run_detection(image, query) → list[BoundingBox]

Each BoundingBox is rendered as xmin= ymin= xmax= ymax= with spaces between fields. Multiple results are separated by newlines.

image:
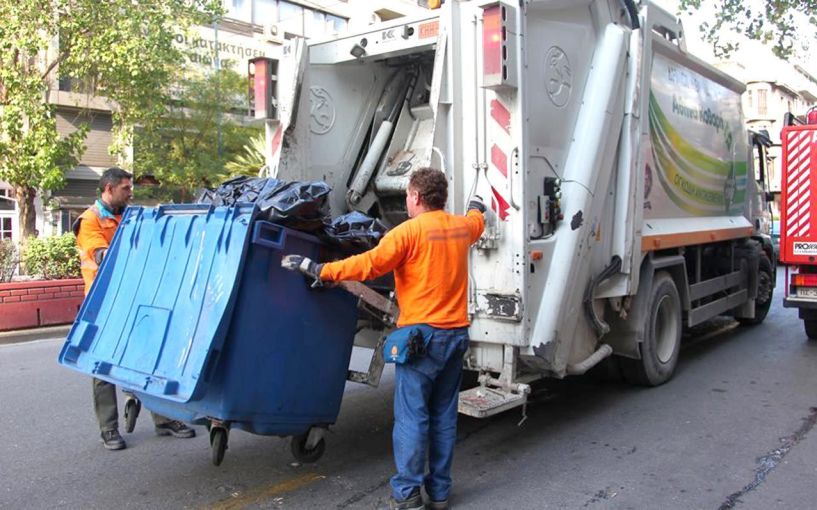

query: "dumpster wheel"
xmin=290 ymin=430 xmax=326 ymax=463
xmin=210 ymin=427 xmax=229 ymax=466
xmin=123 ymin=397 xmax=141 ymax=434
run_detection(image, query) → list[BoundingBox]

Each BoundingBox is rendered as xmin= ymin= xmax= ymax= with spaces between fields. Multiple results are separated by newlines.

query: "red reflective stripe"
xmin=490 ymin=99 xmax=511 ymax=135
xmin=490 ymin=185 xmax=510 ymax=220
xmin=491 ymin=144 xmax=508 ymax=178
xmin=271 ymin=125 xmax=283 ymax=155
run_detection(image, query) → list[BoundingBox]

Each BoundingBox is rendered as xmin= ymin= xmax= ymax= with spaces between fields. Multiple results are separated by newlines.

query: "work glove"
xmin=468 ymin=194 xmax=486 ymax=213
xmin=281 ymin=254 xmax=324 ymax=287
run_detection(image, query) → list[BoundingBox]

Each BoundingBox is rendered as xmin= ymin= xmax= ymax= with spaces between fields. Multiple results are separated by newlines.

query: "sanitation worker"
xmin=74 ymin=167 xmax=195 ymax=450
xmin=282 ymin=167 xmax=486 ymax=510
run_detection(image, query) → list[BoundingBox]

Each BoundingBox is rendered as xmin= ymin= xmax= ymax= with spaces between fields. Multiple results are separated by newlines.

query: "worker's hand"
xmin=468 ymin=195 xmax=486 ymax=213
xmin=281 ymin=254 xmax=324 ymax=286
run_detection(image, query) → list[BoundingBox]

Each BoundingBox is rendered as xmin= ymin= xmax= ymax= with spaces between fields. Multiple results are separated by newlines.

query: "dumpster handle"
xmin=155 ymin=204 xmax=214 ymax=216
xmin=252 ymin=222 xmax=286 ymax=250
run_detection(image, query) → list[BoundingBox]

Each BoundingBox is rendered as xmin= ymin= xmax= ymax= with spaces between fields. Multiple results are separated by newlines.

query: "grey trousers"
xmin=93 ymin=378 xmax=171 ymax=432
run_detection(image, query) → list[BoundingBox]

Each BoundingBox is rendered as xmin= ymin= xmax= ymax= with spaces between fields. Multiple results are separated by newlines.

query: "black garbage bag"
xmin=260 ymin=181 xmax=331 ymax=231
xmin=322 ymin=211 xmax=387 ymax=251
xmin=198 ymin=177 xmax=330 ymax=231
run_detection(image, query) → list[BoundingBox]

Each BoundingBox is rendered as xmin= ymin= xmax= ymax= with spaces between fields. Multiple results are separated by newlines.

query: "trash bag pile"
xmin=197 ymin=176 xmax=387 ymax=251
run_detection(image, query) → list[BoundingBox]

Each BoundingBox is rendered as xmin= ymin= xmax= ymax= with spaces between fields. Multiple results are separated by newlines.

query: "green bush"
xmin=21 ymin=233 xmax=81 ymax=280
xmin=0 ymin=239 xmax=17 ymax=283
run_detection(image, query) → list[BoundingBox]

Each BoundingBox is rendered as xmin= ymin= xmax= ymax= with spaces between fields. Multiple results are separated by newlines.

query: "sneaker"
xmin=389 ymin=492 xmax=425 ymax=510
xmin=427 ymin=500 xmax=449 ymax=510
xmin=155 ymin=420 xmax=196 ymax=438
xmin=100 ymin=429 xmax=126 ymax=450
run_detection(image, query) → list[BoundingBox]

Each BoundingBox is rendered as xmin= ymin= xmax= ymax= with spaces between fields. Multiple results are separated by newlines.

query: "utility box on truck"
xmin=263 ymin=0 xmax=775 ymax=418
xmin=779 ymin=113 xmax=817 ymax=339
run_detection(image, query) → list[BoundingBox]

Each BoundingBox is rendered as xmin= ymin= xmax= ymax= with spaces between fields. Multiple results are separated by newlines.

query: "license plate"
xmin=796 ymin=287 xmax=817 ymax=298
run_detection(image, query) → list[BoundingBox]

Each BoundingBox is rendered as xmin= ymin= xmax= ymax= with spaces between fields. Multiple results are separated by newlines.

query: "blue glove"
xmin=468 ymin=195 xmax=486 ymax=213
xmin=281 ymin=254 xmax=324 ymax=286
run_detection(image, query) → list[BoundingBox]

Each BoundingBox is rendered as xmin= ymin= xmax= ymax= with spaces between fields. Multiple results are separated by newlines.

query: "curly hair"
xmin=408 ymin=167 xmax=447 ymax=210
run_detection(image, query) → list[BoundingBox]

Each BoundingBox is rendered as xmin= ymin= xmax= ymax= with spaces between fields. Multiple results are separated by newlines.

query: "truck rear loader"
xmin=257 ymin=0 xmax=776 ymax=418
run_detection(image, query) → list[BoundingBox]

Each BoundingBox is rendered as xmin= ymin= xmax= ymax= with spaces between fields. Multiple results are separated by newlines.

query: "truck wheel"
xmin=737 ymin=254 xmax=773 ymax=326
xmin=621 ymin=272 xmax=682 ymax=386
xmin=804 ymin=320 xmax=817 ymax=340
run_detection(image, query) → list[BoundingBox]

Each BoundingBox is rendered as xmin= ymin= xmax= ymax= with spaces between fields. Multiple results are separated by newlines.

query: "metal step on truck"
xmin=252 ymin=0 xmax=776 ymax=420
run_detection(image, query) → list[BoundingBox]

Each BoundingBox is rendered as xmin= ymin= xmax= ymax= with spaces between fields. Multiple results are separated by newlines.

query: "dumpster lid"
xmin=59 ymin=204 xmax=256 ymax=402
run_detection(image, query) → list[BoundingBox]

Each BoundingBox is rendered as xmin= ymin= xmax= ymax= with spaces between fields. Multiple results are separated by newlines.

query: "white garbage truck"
xmin=252 ymin=0 xmax=775 ymax=418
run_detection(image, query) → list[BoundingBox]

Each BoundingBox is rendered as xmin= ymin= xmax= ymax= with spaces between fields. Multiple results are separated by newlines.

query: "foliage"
xmin=134 ymin=68 xmax=261 ymax=202
xmin=21 ymin=233 xmax=80 ymax=280
xmin=0 ymin=0 xmax=222 ymax=237
xmin=225 ymin=133 xmax=267 ymax=177
xmin=0 ymin=238 xmax=17 ymax=283
xmin=678 ymin=0 xmax=817 ymax=59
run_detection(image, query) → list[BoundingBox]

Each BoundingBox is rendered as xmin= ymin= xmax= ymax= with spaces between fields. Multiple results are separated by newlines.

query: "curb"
xmin=0 ymin=324 xmax=72 ymax=346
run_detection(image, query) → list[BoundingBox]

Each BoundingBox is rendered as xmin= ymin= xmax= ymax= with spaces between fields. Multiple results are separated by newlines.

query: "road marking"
xmin=208 ymin=472 xmax=325 ymax=510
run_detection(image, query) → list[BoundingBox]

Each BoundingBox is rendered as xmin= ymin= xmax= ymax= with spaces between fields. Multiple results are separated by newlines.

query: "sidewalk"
xmin=0 ymin=324 xmax=72 ymax=346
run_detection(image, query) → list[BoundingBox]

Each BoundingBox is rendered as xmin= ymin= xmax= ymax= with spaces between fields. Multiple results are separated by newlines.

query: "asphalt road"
xmin=1 ymin=268 xmax=816 ymax=509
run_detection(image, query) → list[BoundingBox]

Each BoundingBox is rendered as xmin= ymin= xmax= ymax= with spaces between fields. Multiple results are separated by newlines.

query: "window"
xmin=747 ymin=90 xmax=753 ymax=109
xmin=253 ymin=0 xmax=277 ymax=24
xmin=225 ymin=0 xmax=251 ymax=22
xmin=0 ymin=216 xmax=12 ymax=240
xmin=325 ymin=14 xmax=347 ymax=33
xmin=278 ymin=1 xmax=304 ymax=35
xmin=758 ymin=89 xmax=768 ymax=116
xmin=221 ymin=0 xmax=348 ymax=36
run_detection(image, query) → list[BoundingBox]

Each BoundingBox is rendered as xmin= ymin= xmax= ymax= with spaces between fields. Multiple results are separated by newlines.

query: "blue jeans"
xmin=390 ymin=326 xmax=469 ymax=502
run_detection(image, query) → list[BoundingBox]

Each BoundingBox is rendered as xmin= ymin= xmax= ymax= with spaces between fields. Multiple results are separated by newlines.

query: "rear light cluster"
xmin=792 ymin=273 xmax=817 ymax=287
xmin=482 ymin=3 xmax=518 ymax=90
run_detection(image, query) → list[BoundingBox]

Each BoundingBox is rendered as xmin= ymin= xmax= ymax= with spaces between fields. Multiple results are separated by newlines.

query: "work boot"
xmin=388 ymin=492 xmax=425 ymax=510
xmin=155 ymin=420 xmax=196 ymax=438
xmin=100 ymin=429 xmax=126 ymax=450
xmin=427 ymin=500 xmax=449 ymax=510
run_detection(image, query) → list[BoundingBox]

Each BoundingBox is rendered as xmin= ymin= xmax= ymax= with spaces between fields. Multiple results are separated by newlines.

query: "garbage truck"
xmin=59 ymin=0 xmax=776 ymax=465
xmin=779 ymin=108 xmax=817 ymax=339
xmin=254 ymin=0 xmax=775 ymax=418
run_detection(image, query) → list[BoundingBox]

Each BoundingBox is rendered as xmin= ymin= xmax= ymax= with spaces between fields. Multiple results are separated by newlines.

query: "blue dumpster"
xmin=59 ymin=204 xmax=358 ymax=464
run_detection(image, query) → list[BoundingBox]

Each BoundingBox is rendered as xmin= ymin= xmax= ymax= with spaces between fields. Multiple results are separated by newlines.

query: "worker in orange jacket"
xmin=283 ymin=167 xmax=485 ymax=510
xmin=74 ymin=167 xmax=195 ymax=450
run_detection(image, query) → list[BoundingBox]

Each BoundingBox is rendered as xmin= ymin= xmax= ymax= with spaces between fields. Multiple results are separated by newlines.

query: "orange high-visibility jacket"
xmin=320 ymin=209 xmax=485 ymax=328
xmin=74 ymin=203 xmax=121 ymax=295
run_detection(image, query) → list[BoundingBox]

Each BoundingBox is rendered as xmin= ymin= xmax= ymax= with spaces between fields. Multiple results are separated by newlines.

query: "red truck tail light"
xmin=249 ymin=57 xmax=278 ymax=120
xmin=483 ymin=5 xmax=502 ymax=79
xmin=482 ymin=3 xmax=518 ymax=90
xmin=792 ymin=273 xmax=817 ymax=287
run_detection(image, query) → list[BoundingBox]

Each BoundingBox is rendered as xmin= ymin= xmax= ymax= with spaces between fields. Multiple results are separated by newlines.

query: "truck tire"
xmin=804 ymin=320 xmax=817 ymax=340
xmin=737 ymin=253 xmax=773 ymax=326
xmin=621 ymin=272 xmax=681 ymax=386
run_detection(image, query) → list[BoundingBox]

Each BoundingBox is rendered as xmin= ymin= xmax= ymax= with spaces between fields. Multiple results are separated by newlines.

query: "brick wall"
xmin=0 ymin=279 xmax=84 ymax=331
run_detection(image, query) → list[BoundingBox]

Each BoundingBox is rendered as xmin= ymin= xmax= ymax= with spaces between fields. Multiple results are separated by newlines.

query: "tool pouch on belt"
xmin=383 ymin=324 xmax=434 ymax=364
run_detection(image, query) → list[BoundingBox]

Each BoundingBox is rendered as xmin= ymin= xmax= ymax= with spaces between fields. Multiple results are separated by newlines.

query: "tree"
xmin=225 ymin=133 xmax=267 ymax=177
xmin=134 ymin=68 xmax=261 ymax=203
xmin=0 ymin=0 xmax=221 ymax=238
xmin=678 ymin=0 xmax=817 ymax=59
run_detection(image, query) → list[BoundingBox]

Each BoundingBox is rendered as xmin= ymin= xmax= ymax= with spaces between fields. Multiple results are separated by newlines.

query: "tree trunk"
xmin=14 ymin=185 xmax=38 ymax=239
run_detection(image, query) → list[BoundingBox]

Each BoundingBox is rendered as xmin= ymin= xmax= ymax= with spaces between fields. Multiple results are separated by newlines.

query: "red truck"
xmin=780 ymin=108 xmax=817 ymax=339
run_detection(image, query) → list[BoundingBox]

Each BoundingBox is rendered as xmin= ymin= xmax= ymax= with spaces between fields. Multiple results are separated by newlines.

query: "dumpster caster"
xmin=290 ymin=428 xmax=326 ymax=463
xmin=123 ymin=396 xmax=141 ymax=434
xmin=210 ymin=426 xmax=229 ymax=466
